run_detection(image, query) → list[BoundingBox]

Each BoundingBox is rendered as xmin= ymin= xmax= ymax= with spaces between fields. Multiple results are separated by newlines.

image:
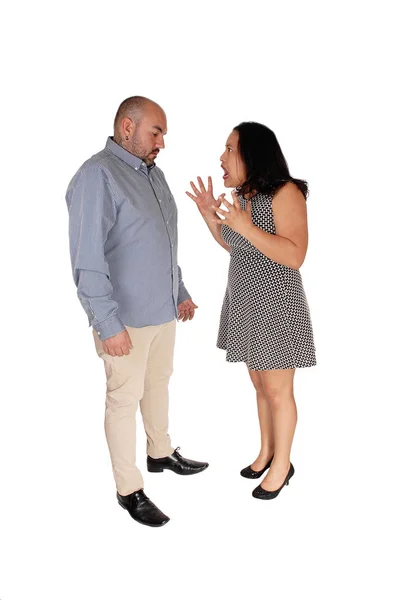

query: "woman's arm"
xmin=186 ymin=176 xmax=231 ymax=253
xmin=201 ymin=211 xmax=231 ymax=253
xmin=214 ymin=182 xmax=308 ymax=269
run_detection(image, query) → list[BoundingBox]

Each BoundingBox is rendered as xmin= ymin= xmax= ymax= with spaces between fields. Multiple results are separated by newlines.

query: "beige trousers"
xmin=93 ymin=319 xmax=176 ymax=495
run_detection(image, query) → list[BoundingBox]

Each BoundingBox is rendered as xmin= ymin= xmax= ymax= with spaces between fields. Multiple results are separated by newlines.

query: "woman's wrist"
xmin=238 ymin=221 xmax=256 ymax=238
xmin=199 ymin=207 xmax=213 ymax=222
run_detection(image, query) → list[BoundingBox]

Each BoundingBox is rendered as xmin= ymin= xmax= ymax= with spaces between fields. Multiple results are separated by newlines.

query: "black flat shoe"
xmin=240 ymin=456 xmax=274 ymax=479
xmin=252 ymin=463 xmax=295 ymax=500
xmin=147 ymin=446 xmax=209 ymax=475
xmin=117 ymin=489 xmax=170 ymax=527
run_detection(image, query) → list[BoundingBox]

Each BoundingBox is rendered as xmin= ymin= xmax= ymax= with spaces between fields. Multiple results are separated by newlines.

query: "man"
xmin=66 ymin=96 xmax=208 ymax=528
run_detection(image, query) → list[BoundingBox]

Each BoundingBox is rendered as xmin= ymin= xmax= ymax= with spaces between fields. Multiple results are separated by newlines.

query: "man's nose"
xmin=157 ymin=136 xmax=165 ymax=149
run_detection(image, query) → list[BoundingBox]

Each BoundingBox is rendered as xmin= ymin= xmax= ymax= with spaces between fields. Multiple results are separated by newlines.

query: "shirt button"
xmin=159 ymin=199 xmax=161 ymax=203
xmin=97 ymin=332 xmax=101 ymax=336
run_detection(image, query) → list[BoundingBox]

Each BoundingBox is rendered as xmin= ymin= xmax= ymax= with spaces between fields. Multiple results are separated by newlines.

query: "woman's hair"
xmin=233 ymin=122 xmax=309 ymax=198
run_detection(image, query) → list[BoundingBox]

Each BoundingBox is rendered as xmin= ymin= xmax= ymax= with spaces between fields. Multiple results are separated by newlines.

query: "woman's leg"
xmin=248 ymin=368 xmax=275 ymax=470
xmin=259 ymin=368 xmax=296 ymax=490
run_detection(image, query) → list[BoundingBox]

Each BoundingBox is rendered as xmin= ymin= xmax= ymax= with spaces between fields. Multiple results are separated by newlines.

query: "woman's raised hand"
xmin=186 ymin=176 xmax=224 ymax=217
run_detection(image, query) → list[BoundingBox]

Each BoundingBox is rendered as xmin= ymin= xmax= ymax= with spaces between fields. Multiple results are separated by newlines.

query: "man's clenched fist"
xmin=102 ymin=329 xmax=133 ymax=357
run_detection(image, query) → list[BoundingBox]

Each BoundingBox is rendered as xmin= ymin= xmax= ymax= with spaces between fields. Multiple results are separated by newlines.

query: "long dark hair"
xmin=234 ymin=122 xmax=308 ymax=199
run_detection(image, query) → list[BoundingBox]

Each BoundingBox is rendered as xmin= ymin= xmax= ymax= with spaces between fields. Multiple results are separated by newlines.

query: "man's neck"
xmin=113 ymin=134 xmax=130 ymax=152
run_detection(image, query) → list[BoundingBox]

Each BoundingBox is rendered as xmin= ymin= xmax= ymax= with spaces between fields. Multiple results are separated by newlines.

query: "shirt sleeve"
xmin=177 ymin=265 xmax=191 ymax=304
xmin=66 ymin=164 xmax=126 ymax=341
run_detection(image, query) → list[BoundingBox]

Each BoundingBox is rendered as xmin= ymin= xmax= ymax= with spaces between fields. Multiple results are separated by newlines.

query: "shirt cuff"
xmin=177 ymin=284 xmax=191 ymax=305
xmin=93 ymin=314 xmax=126 ymax=341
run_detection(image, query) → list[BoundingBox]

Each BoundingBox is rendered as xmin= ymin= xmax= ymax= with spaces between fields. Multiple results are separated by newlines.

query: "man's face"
xmin=129 ymin=105 xmax=167 ymax=166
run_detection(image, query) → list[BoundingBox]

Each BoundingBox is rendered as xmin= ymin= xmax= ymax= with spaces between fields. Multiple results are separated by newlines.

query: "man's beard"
xmin=129 ymin=139 xmax=157 ymax=166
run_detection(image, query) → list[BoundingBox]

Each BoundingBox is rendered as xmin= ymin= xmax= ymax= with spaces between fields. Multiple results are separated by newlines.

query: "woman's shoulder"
xmin=273 ymin=180 xmax=307 ymax=201
xmin=248 ymin=181 xmax=297 ymax=202
xmin=274 ymin=179 xmax=300 ymax=193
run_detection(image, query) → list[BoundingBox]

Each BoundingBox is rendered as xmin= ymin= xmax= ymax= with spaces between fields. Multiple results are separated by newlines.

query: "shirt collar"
xmin=105 ymin=137 xmax=156 ymax=172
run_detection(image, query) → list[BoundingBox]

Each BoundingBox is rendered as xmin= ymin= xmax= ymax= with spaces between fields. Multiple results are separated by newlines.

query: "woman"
xmin=186 ymin=122 xmax=316 ymax=500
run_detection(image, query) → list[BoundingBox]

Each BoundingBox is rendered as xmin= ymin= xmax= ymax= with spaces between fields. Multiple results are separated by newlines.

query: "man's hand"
xmin=178 ymin=299 xmax=199 ymax=322
xmin=102 ymin=329 xmax=133 ymax=357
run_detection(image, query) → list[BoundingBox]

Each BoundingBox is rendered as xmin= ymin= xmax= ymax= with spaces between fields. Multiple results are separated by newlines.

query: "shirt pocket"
xmin=166 ymin=192 xmax=178 ymax=225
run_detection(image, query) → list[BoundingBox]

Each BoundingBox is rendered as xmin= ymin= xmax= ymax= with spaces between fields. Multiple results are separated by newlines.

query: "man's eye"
xmin=153 ymin=133 xmax=159 ymax=137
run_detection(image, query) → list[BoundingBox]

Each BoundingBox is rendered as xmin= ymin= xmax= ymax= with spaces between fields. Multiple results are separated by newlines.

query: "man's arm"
xmin=177 ymin=265 xmax=191 ymax=304
xmin=66 ymin=165 xmax=126 ymax=341
xmin=176 ymin=266 xmax=199 ymax=321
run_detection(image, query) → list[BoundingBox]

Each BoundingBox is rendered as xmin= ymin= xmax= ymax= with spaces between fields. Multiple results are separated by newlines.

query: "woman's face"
xmin=220 ymin=130 xmax=246 ymax=189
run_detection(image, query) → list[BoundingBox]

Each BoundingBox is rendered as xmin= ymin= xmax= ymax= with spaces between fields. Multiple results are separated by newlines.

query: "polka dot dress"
xmin=216 ymin=190 xmax=317 ymax=371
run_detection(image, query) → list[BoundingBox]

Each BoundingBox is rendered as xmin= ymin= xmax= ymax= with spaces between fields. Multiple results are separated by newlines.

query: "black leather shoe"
xmin=240 ymin=456 xmax=274 ymax=479
xmin=252 ymin=463 xmax=295 ymax=500
xmin=147 ymin=446 xmax=209 ymax=475
xmin=117 ymin=489 xmax=170 ymax=527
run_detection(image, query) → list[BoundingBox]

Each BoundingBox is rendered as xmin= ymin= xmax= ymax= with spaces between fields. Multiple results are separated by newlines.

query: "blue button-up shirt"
xmin=65 ymin=137 xmax=190 ymax=341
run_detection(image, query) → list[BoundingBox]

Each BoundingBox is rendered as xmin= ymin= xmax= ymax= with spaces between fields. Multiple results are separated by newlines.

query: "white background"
xmin=1 ymin=1 xmax=408 ymax=599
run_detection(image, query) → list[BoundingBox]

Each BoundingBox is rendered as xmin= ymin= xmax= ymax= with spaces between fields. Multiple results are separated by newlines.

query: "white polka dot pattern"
xmin=216 ymin=191 xmax=316 ymax=371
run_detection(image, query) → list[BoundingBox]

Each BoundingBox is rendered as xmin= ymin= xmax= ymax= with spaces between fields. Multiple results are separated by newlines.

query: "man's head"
xmin=113 ymin=96 xmax=167 ymax=166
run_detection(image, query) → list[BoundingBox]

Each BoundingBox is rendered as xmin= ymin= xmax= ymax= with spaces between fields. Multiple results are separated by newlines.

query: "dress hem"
xmin=216 ymin=345 xmax=316 ymax=371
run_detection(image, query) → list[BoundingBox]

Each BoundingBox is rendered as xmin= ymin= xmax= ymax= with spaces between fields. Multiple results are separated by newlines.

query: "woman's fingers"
xmin=231 ymin=191 xmax=240 ymax=208
xmin=216 ymin=193 xmax=225 ymax=207
xmin=208 ymin=176 xmax=213 ymax=195
xmin=197 ymin=176 xmax=206 ymax=193
xmin=185 ymin=191 xmax=198 ymax=203
xmin=190 ymin=181 xmax=200 ymax=195
xmin=220 ymin=200 xmax=231 ymax=213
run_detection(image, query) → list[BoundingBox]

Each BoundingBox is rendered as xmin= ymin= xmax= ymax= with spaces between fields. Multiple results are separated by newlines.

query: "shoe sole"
xmin=147 ymin=464 xmax=209 ymax=475
xmin=240 ymin=469 xmax=268 ymax=479
xmin=252 ymin=468 xmax=295 ymax=500
xmin=118 ymin=501 xmax=170 ymax=527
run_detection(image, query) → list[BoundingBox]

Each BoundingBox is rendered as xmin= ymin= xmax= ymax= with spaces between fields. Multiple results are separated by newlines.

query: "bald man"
xmin=66 ymin=96 xmax=208 ymax=527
